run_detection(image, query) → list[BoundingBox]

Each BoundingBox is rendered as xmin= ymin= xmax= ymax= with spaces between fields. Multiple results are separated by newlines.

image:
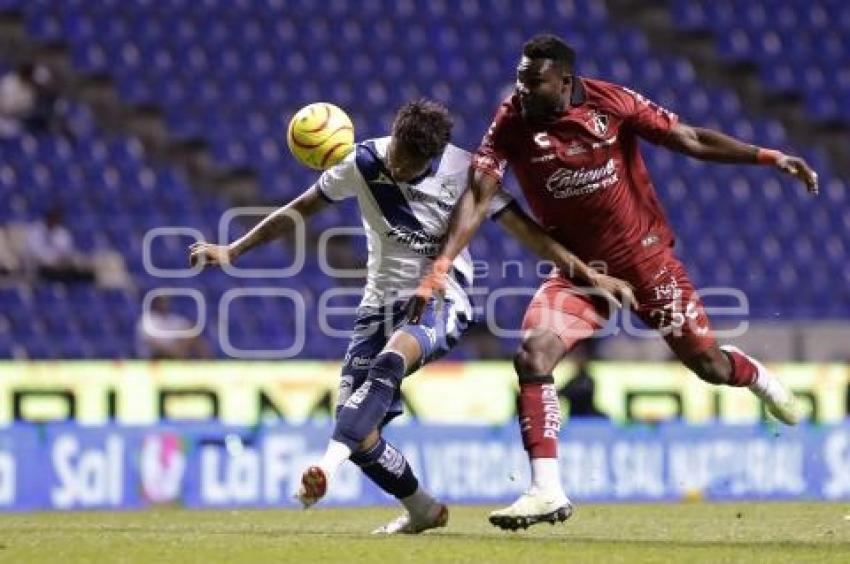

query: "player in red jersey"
xmin=409 ymin=34 xmax=818 ymax=531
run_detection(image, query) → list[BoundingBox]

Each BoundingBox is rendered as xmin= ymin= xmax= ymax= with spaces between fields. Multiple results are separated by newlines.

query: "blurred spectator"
xmin=137 ymin=295 xmax=211 ymax=359
xmin=559 ymin=340 xmax=608 ymax=419
xmin=0 ymin=227 xmax=20 ymax=276
xmin=0 ymin=62 xmax=65 ymax=138
xmin=22 ymin=207 xmax=96 ymax=283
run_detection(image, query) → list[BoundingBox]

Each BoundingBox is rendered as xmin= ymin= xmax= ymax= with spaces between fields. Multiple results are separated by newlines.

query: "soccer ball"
xmin=286 ymin=102 xmax=355 ymax=170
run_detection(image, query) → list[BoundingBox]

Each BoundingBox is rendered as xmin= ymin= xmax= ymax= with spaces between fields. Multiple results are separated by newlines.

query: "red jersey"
xmin=472 ymin=78 xmax=679 ymax=274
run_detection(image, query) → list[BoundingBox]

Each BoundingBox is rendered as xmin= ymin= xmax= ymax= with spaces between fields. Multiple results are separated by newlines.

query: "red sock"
xmin=517 ymin=378 xmax=561 ymax=458
xmin=724 ymin=350 xmax=758 ymax=387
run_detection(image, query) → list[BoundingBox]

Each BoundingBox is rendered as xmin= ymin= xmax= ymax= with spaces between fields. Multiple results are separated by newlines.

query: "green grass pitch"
xmin=0 ymin=503 xmax=848 ymax=563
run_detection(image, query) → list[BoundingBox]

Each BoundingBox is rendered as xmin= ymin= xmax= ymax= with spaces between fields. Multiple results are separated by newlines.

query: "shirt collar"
xmin=406 ymin=150 xmax=443 ymax=185
xmin=407 ymin=165 xmax=434 ymax=185
xmin=375 ymin=148 xmax=437 ymax=187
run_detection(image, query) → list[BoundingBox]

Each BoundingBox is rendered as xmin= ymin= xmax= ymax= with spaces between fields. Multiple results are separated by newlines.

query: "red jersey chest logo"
xmin=544 ymin=157 xmax=619 ymax=199
xmin=525 ymin=111 xmax=622 ymax=199
xmin=587 ymin=110 xmax=609 ymax=136
xmin=529 ymin=110 xmax=618 ymax=163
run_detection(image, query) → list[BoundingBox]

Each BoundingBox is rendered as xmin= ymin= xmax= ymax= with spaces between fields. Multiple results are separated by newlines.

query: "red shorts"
xmin=521 ymin=250 xmax=716 ymax=360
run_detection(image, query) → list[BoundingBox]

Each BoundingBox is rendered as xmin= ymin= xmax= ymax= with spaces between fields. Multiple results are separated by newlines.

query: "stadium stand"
xmin=670 ymin=0 xmax=850 ymax=125
xmin=0 ymin=0 xmax=847 ymax=360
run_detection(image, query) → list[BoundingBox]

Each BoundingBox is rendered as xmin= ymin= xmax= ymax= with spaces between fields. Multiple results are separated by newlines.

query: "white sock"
xmin=530 ymin=458 xmax=564 ymax=495
xmin=401 ymin=486 xmax=437 ymax=519
xmin=319 ymin=439 xmax=352 ymax=481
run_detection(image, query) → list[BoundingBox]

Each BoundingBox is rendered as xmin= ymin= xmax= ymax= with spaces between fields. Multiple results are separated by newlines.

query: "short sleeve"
xmin=471 ymin=100 xmax=515 ymax=181
xmin=316 ymin=152 xmax=360 ymax=202
xmin=487 ymin=188 xmax=514 ymax=219
xmin=614 ymin=86 xmax=679 ymax=144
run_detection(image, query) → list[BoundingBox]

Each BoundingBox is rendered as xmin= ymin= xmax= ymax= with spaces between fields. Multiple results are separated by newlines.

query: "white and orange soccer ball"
xmin=286 ymin=102 xmax=354 ymax=170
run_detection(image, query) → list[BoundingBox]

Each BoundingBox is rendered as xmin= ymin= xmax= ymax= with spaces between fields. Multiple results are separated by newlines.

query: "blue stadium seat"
xmin=1 ymin=0 xmax=846 ymax=357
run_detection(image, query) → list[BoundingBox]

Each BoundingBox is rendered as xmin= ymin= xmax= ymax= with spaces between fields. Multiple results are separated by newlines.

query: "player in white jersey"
xmin=316 ymin=135 xmax=489 ymax=322
xmin=190 ymin=100 xmax=634 ymax=534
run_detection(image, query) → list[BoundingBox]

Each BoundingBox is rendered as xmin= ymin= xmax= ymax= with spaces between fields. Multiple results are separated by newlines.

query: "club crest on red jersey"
xmin=587 ymin=110 xmax=609 ymax=135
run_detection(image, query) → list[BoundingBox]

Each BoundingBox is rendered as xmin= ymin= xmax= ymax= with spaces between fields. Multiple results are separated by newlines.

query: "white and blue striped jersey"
xmin=316 ymin=136 xmax=512 ymax=311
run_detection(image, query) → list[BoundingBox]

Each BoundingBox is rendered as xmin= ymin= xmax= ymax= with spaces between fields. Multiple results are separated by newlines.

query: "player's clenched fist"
xmin=189 ymin=242 xmax=233 ymax=268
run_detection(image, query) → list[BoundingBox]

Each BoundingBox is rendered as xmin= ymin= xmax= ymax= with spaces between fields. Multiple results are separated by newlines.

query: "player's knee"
xmin=367 ymin=351 xmax=405 ymax=386
xmin=686 ymin=349 xmax=731 ymax=385
xmin=514 ymin=332 xmax=569 ymax=378
xmin=514 ymin=343 xmax=555 ymax=379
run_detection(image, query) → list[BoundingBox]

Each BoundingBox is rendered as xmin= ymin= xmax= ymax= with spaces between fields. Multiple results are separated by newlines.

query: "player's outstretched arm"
xmin=442 ymin=168 xmax=502 ymax=262
xmin=188 ymin=185 xmax=329 ymax=268
xmin=664 ymin=122 xmax=819 ymax=194
xmin=496 ymin=205 xmax=637 ymax=309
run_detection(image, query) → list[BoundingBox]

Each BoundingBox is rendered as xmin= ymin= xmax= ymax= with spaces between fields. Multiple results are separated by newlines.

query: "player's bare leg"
xmin=490 ymin=329 xmax=574 ymax=531
xmin=683 ymin=344 xmax=800 ymax=424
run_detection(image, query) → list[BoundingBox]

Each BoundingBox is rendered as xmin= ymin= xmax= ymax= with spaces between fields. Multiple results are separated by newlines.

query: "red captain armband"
xmin=756 ymin=148 xmax=783 ymax=165
xmin=415 ymin=256 xmax=452 ymax=299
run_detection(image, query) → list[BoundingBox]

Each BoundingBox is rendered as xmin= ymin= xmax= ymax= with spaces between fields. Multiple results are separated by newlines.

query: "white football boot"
xmin=372 ymin=503 xmax=449 ymax=535
xmin=294 ymin=465 xmax=327 ymax=509
xmin=489 ymin=489 xmax=573 ymax=531
xmin=722 ymin=345 xmax=801 ymax=425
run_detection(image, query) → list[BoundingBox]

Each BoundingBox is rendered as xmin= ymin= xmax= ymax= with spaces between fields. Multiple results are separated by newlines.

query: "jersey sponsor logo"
xmin=542 ymin=140 xmax=611 ymax=163
xmin=587 ymin=110 xmax=609 ymax=135
xmin=423 ymin=326 xmax=438 ymax=347
xmin=531 ymin=153 xmax=557 ymax=163
xmin=405 ymin=187 xmax=453 ymax=212
xmin=565 ymin=141 xmax=587 ymax=156
xmin=533 ymin=132 xmax=551 ymax=148
xmin=385 ymin=226 xmax=442 ymax=256
xmin=591 ymin=135 xmax=618 ymax=149
xmin=439 ymin=179 xmax=459 ymax=200
xmin=344 ymin=380 xmax=371 ymax=409
xmin=545 ymin=158 xmax=618 ymax=198
xmin=641 ymin=234 xmax=660 ymax=248
xmin=404 ymin=180 xmax=458 ymax=213
xmin=343 ymin=354 xmax=372 ymax=370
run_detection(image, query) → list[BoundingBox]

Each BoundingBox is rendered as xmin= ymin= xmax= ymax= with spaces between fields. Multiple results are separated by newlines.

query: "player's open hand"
xmin=588 ymin=272 xmax=638 ymax=310
xmin=776 ymin=154 xmax=818 ymax=195
xmin=189 ymin=242 xmax=232 ymax=269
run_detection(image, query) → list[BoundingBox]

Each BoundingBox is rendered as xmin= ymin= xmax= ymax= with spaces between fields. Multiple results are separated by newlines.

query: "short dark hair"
xmin=522 ymin=34 xmax=576 ymax=69
xmin=391 ymin=99 xmax=453 ymax=159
